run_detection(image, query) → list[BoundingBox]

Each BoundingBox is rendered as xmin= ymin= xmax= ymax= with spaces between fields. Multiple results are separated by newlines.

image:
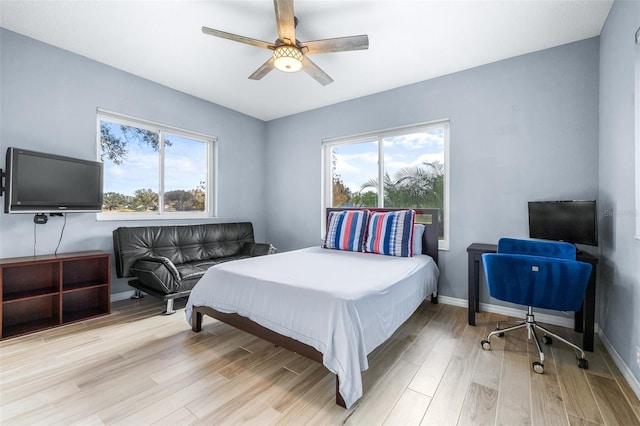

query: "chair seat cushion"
xmin=177 ymin=255 xmax=251 ymax=286
xmin=132 ymin=254 xmax=253 ymax=295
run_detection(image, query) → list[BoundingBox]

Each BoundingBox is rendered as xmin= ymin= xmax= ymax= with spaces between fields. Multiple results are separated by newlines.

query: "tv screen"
xmin=4 ymin=147 xmax=103 ymax=214
xmin=528 ymin=200 xmax=598 ymax=246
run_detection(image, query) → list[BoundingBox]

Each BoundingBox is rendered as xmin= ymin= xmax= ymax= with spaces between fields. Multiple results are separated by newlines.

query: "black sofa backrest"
xmin=113 ymin=222 xmax=256 ymax=278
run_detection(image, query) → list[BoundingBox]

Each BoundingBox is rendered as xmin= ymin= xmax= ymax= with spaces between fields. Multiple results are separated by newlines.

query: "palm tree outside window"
xmin=322 ymin=120 xmax=449 ymax=249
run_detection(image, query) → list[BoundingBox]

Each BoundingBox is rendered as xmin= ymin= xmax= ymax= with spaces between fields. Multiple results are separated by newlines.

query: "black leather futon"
xmin=113 ymin=222 xmax=273 ymax=314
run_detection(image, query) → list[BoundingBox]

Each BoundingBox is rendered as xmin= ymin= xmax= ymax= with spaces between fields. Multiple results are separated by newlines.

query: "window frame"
xmin=96 ymin=109 xmax=217 ymax=221
xmin=321 ymin=119 xmax=450 ymax=250
xmin=635 ymin=27 xmax=640 ymax=240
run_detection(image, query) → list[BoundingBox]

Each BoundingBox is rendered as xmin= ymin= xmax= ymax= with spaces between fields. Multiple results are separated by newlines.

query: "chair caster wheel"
xmin=481 ymin=340 xmax=491 ymax=350
xmin=497 ymin=332 xmax=505 ymax=338
xmin=542 ymin=335 xmax=552 ymax=345
xmin=532 ymin=361 xmax=544 ymax=374
xmin=578 ymin=358 xmax=589 ymax=369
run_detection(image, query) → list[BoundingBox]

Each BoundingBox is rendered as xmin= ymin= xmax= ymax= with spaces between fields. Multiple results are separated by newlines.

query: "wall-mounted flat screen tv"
xmin=528 ymin=200 xmax=598 ymax=246
xmin=4 ymin=147 xmax=103 ymax=214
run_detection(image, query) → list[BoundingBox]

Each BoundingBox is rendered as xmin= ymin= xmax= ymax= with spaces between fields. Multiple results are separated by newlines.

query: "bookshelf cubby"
xmin=1 ymin=251 xmax=110 ymax=339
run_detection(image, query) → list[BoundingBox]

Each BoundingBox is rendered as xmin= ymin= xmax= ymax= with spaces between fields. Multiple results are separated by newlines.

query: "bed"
xmin=186 ymin=208 xmax=440 ymax=409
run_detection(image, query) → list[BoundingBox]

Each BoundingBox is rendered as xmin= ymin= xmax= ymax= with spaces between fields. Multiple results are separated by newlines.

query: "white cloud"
xmin=386 ymin=152 xmax=444 ymax=171
xmin=334 ymin=151 xmax=378 ymax=174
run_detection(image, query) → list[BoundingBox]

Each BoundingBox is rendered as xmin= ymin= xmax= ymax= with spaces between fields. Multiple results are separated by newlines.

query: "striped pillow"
xmin=365 ymin=210 xmax=416 ymax=257
xmin=323 ymin=210 xmax=369 ymax=252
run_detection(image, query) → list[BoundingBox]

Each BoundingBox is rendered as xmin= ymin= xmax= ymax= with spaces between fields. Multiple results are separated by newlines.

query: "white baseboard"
xmin=110 ymin=290 xmax=137 ymax=302
xmin=437 ymin=295 xmax=576 ymax=328
xmin=437 ymin=295 xmax=640 ymax=401
xmin=597 ymin=330 xmax=640 ymax=401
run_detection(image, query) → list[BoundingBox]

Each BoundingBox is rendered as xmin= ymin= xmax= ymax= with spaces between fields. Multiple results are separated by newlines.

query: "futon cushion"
xmin=365 ymin=209 xmax=415 ymax=257
xmin=131 ymin=254 xmax=254 ymax=294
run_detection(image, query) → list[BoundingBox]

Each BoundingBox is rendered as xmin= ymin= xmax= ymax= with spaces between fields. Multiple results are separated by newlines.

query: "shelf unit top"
xmin=0 ymin=251 xmax=109 ymax=267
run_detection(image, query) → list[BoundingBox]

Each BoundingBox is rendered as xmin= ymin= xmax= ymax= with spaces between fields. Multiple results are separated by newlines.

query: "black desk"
xmin=467 ymin=242 xmax=598 ymax=352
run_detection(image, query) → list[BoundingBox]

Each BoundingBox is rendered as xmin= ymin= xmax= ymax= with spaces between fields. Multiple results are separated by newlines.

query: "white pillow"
xmin=413 ymin=224 xmax=425 ymax=256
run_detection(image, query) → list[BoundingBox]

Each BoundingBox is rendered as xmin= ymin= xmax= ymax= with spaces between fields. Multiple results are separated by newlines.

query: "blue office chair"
xmin=480 ymin=238 xmax=592 ymax=373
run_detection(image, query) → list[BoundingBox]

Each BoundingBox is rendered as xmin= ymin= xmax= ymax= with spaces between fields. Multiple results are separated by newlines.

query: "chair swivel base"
xmin=480 ymin=307 xmax=589 ymax=374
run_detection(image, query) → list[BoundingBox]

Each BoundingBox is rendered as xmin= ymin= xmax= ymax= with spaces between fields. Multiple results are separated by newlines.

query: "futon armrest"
xmin=130 ymin=256 xmax=182 ymax=294
xmin=241 ymin=242 xmax=276 ymax=257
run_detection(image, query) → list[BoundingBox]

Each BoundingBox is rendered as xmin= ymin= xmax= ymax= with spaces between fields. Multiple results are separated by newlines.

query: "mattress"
xmin=185 ymin=246 xmax=439 ymax=408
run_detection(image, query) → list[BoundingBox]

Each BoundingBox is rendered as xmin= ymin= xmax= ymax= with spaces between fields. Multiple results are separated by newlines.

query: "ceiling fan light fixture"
xmin=273 ymin=45 xmax=303 ymax=73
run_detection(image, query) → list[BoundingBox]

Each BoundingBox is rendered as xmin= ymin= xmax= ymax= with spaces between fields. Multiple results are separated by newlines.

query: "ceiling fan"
xmin=202 ymin=0 xmax=369 ymax=86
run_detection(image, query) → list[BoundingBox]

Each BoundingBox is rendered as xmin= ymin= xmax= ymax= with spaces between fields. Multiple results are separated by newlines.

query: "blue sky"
xmin=333 ymin=129 xmax=444 ymax=192
xmin=103 ymin=123 xmax=444 ymax=197
xmin=102 ymin=122 xmax=206 ymax=196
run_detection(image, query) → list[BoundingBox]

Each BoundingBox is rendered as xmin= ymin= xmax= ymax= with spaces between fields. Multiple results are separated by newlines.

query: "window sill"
xmin=96 ymin=212 xmax=213 ymax=221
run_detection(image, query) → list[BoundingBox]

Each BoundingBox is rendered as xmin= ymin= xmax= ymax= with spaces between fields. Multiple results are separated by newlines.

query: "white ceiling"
xmin=1 ymin=0 xmax=613 ymax=121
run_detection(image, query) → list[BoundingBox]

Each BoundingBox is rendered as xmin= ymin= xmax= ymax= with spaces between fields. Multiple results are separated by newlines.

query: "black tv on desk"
xmin=528 ymin=200 xmax=598 ymax=246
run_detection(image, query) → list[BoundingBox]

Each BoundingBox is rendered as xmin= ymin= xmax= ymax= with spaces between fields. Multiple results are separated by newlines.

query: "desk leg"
xmin=575 ymin=306 xmax=584 ymax=333
xmin=474 ymin=259 xmax=481 ymax=314
xmin=468 ymin=254 xmax=477 ymax=326
xmin=582 ymin=267 xmax=596 ymax=352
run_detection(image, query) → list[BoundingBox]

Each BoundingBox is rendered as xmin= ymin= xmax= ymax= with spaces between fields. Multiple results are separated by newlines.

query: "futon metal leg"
xmin=130 ymin=289 xmax=143 ymax=299
xmin=163 ymin=298 xmax=176 ymax=315
xmin=431 ymin=292 xmax=439 ymax=304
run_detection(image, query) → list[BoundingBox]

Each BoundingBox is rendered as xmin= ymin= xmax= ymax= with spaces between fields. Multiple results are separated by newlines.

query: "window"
xmin=96 ymin=110 xmax=216 ymax=220
xmin=322 ymin=120 xmax=450 ymax=249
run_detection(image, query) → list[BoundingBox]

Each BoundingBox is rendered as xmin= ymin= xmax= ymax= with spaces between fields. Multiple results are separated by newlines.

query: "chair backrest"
xmin=498 ymin=237 xmax=576 ymax=260
xmin=483 ymin=239 xmax=592 ymax=311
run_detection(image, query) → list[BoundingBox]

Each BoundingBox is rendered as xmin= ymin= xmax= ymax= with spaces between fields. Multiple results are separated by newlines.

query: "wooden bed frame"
xmin=191 ymin=208 xmax=440 ymax=408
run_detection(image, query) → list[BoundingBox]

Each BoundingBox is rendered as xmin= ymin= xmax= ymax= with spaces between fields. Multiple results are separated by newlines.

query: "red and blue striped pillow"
xmin=365 ymin=210 xmax=416 ymax=257
xmin=324 ymin=210 xmax=369 ymax=252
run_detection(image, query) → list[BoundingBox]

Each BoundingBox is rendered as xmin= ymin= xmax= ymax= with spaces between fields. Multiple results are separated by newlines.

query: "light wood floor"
xmin=1 ymin=297 xmax=639 ymax=425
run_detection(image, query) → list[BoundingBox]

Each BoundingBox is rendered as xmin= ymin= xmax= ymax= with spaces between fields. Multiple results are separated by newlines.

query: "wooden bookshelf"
xmin=0 ymin=251 xmax=110 ymax=339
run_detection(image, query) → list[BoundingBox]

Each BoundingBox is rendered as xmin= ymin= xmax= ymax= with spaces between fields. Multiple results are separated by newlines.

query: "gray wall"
xmin=264 ymin=38 xmax=600 ymax=303
xmin=0 ymin=29 xmax=267 ymax=294
xmin=598 ymin=0 xmax=640 ymax=388
xmin=3 ymin=8 xmax=638 ymax=392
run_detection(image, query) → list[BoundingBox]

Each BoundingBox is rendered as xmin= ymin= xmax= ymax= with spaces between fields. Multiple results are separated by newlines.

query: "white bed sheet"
xmin=185 ymin=246 xmax=439 ymax=408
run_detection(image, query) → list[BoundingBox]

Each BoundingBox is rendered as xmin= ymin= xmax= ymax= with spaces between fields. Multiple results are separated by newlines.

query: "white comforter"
xmin=185 ymin=246 xmax=439 ymax=408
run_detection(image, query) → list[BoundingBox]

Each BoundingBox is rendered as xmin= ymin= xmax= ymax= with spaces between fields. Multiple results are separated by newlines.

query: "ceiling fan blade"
xmin=303 ymin=35 xmax=369 ymax=55
xmin=274 ymin=0 xmax=296 ymax=44
xmin=301 ymin=56 xmax=334 ymax=86
xmin=249 ymin=57 xmax=276 ymax=80
xmin=202 ymin=26 xmax=273 ymax=50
